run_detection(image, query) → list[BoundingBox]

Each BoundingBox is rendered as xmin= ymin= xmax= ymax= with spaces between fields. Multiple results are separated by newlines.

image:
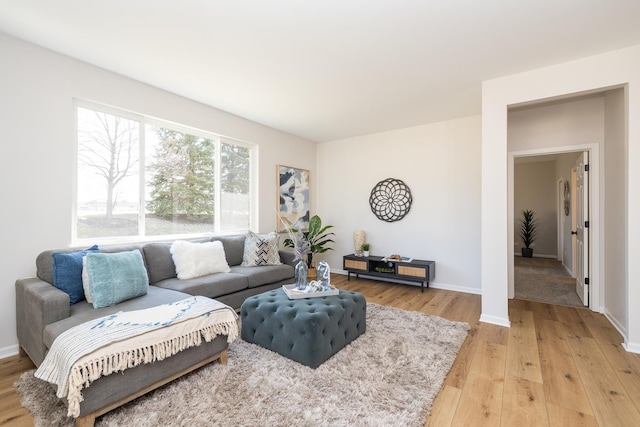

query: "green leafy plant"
xmin=283 ymin=215 xmax=335 ymax=267
xmin=361 ymin=243 xmax=370 ymax=251
xmin=519 ymin=209 xmax=538 ymax=249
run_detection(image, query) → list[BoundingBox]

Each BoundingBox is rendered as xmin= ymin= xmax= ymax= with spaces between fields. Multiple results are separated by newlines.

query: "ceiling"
xmin=1 ymin=1 xmax=639 ymax=142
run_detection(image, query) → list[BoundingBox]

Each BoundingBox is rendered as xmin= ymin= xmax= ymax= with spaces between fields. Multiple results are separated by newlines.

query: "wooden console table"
xmin=343 ymin=254 xmax=435 ymax=292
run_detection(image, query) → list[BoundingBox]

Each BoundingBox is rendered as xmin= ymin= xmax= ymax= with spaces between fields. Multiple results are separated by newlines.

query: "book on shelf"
xmin=381 ymin=256 xmax=413 ymax=263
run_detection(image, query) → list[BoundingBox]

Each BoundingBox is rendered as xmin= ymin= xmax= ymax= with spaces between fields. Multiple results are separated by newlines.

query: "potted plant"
xmin=283 ymin=214 xmax=335 ymax=273
xmin=361 ymin=243 xmax=370 ymax=257
xmin=519 ymin=209 xmax=538 ymax=258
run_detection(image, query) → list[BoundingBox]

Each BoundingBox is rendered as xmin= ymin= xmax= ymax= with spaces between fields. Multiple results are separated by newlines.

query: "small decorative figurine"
xmin=317 ymin=260 xmax=330 ymax=291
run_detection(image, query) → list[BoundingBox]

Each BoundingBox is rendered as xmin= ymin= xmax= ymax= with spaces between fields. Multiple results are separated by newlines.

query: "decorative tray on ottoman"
xmin=282 ymin=284 xmax=339 ymax=300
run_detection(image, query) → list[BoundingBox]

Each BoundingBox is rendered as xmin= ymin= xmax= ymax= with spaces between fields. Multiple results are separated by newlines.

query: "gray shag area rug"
xmin=515 ymin=256 xmax=584 ymax=307
xmin=15 ymin=303 xmax=469 ymax=427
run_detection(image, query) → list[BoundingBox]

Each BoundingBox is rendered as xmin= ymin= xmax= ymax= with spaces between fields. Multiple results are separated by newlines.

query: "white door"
xmin=575 ymin=152 xmax=589 ymax=306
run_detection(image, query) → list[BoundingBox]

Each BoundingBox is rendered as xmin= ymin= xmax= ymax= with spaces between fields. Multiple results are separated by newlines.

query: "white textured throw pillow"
xmin=81 ymin=256 xmax=93 ymax=304
xmin=171 ymin=240 xmax=231 ymax=279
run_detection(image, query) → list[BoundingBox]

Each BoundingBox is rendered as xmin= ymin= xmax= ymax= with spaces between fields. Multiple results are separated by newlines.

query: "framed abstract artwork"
xmin=277 ymin=165 xmax=310 ymax=232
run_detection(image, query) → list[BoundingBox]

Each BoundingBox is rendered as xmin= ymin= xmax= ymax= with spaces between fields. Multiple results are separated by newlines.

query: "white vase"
xmin=363 ymin=251 xmax=370 ymax=257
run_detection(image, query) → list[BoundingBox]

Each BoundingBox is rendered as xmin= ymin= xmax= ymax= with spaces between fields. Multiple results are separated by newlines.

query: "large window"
xmin=75 ymin=102 xmax=253 ymax=242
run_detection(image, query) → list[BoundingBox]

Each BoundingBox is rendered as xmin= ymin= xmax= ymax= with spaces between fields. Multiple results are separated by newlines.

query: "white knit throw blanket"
xmin=34 ymin=296 xmax=238 ymax=418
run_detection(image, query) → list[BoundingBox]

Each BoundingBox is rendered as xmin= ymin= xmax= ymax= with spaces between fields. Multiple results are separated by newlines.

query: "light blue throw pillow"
xmin=85 ymin=250 xmax=149 ymax=309
xmin=52 ymin=245 xmax=99 ymax=305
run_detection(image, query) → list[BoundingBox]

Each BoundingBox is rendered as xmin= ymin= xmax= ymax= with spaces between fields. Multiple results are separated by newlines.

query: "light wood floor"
xmin=2 ymin=275 xmax=640 ymax=426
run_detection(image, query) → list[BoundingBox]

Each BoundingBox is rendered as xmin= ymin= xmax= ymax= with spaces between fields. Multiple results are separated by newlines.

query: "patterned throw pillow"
xmin=241 ymin=231 xmax=282 ymax=266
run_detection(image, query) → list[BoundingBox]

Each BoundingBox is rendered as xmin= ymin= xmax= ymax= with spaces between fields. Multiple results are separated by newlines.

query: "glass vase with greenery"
xmin=283 ymin=214 xmax=335 ymax=268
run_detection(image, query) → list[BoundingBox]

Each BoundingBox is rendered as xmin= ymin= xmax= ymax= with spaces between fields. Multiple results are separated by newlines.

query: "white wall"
xmin=508 ymin=96 xmax=605 ymax=152
xmin=482 ymin=44 xmax=640 ymax=352
xmin=0 ymin=33 xmax=316 ymax=357
xmin=508 ymin=96 xmax=606 ymax=267
xmin=514 ymin=161 xmax=557 ymax=257
xmin=604 ymin=88 xmax=627 ymax=331
xmin=317 ymin=115 xmax=482 ymax=294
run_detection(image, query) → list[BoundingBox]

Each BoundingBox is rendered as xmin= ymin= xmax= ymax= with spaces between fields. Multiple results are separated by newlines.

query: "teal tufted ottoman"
xmin=240 ymin=288 xmax=366 ymax=368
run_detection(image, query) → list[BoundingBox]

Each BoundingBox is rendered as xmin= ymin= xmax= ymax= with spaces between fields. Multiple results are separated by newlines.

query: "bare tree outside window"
xmin=77 ymin=108 xmax=140 ymax=237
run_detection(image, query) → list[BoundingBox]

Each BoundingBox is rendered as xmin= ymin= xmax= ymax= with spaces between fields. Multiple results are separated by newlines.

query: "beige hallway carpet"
xmin=514 ymin=256 xmax=584 ymax=307
xmin=15 ymin=302 xmax=469 ymax=427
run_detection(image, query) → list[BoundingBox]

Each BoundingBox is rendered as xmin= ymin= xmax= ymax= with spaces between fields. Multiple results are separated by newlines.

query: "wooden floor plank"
xmin=506 ymin=309 xmax=543 ymax=383
xmin=564 ymin=334 xmax=640 ymax=426
xmin=443 ymin=327 xmax=479 ymax=389
xmin=451 ymin=371 xmax=504 ymax=426
xmin=440 ymin=293 xmax=482 ymax=325
xmin=578 ymin=308 xmax=640 ymax=414
xmin=536 ymin=318 xmax=593 ymax=416
xmin=477 ymin=321 xmax=509 ymax=347
xmin=553 ymin=305 xmax=593 ymax=339
xmin=528 ymin=300 xmax=559 ymax=322
xmin=0 ymin=355 xmax=35 ymax=427
xmin=501 ymin=374 xmax=549 ymax=427
xmin=546 ymin=403 xmax=598 ymax=427
xmin=424 ymin=384 xmax=461 ymax=427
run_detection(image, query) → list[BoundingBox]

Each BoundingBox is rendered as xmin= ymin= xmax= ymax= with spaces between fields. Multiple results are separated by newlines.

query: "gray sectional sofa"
xmin=15 ymin=233 xmax=295 ymax=425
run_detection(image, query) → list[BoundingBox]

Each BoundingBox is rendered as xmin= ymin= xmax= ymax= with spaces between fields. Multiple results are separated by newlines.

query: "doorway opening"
xmin=508 ymin=144 xmax=600 ymax=311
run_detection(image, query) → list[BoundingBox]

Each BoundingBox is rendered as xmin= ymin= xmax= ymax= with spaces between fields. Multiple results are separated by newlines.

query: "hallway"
xmin=514 ymin=256 xmax=584 ymax=307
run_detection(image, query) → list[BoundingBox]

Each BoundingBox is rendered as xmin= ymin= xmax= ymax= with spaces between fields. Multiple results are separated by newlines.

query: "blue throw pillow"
xmin=85 ymin=250 xmax=149 ymax=309
xmin=51 ymin=245 xmax=99 ymax=304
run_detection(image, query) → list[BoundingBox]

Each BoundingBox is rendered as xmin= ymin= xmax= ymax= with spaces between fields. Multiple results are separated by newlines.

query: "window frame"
xmin=72 ymin=99 xmax=256 ymax=245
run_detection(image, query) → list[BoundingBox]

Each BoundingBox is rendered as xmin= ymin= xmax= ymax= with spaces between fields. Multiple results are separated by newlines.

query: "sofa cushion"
xmin=51 ymin=245 xmax=99 ymax=305
xmin=143 ymin=242 xmax=176 ymax=285
xmin=241 ymin=231 xmax=282 ymax=266
xmin=215 ymin=234 xmax=245 ymax=266
xmin=44 ymin=286 xmax=191 ymax=350
xmin=171 ymin=240 xmax=231 ymax=279
xmin=85 ymin=250 xmax=149 ymax=309
xmin=230 ymin=264 xmax=295 ymax=288
xmin=154 ymin=273 xmax=248 ymax=299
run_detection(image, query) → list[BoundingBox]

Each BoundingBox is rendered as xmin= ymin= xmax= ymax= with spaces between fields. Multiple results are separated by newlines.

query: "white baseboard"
xmin=333 ymin=270 xmax=481 ymax=295
xmin=602 ymin=309 xmax=640 ymax=354
xmin=479 ymin=313 xmax=511 ymax=328
xmin=604 ymin=308 xmax=627 ymax=336
xmin=563 ymin=263 xmax=574 ymax=277
xmin=429 ymin=282 xmax=482 ymax=295
xmin=0 ymin=344 xmax=19 ymax=360
xmin=515 ymin=253 xmax=557 ymax=259
xmin=622 ymin=341 xmax=640 ymax=354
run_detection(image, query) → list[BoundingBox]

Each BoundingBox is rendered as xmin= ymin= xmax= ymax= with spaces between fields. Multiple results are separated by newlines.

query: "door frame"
xmin=508 ymin=143 xmax=601 ymax=312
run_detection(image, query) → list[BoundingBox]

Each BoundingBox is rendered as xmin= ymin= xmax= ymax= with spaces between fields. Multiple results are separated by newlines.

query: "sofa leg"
xmin=219 ymin=349 xmax=228 ymax=365
xmin=75 ymin=414 xmax=96 ymax=427
xmin=18 ymin=345 xmax=27 ymax=358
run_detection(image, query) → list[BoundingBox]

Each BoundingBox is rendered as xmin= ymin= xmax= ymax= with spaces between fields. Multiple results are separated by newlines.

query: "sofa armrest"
xmin=279 ymin=250 xmax=297 ymax=267
xmin=15 ymin=277 xmax=70 ymax=366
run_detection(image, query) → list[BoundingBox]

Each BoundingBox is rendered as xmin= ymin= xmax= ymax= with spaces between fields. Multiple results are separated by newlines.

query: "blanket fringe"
xmin=66 ymin=320 xmax=237 ymax=417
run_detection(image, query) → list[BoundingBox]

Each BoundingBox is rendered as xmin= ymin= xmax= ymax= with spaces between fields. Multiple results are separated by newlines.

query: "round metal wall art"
xmin=369 ymin=178 xmax=413 ymax=222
